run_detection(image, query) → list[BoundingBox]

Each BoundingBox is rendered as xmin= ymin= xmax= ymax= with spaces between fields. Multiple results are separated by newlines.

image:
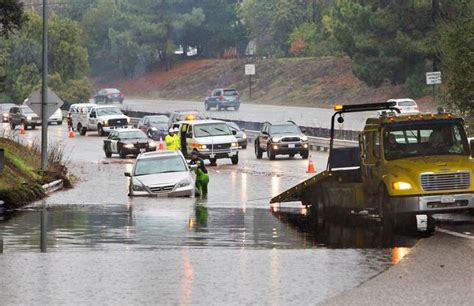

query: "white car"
xmin=125 ymin=150 xmax=195 ymax=197
xmin=382 ymin=98 xmax=420 ymax=115
xmin=48 ymin=108 xmax=63 ymax=125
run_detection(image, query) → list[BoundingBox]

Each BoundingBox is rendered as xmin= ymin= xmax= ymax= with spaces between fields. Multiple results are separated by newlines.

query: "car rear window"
xmin=106 ymin=89 xmax=121 ymax=93
xmin=398 ymin=101 xmax=416 ymax=106
xmin=223 ymin=90 xmax=238 ymax=96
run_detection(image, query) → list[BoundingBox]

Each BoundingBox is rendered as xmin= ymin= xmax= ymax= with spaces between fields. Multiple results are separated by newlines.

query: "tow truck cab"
xmin=270 ymin=102 xmax=474 ymax=228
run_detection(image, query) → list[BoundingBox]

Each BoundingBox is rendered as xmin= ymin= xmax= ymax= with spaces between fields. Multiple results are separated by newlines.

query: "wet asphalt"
xmin=0 ymin=122 xmax=472 ymax=304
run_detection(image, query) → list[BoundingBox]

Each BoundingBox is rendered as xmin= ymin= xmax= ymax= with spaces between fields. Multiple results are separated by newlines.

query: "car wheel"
xmin=104 ymin=147 xmax=112 ymax=158
xmin=205 ymin=103 xmax=210 ymax=111
xmin=289 ymin=153 xmax=295 ymax=158
xmin=234 ymin=105 xmax=240 ymax=111
xmin=209 ymin=158 xmax=217 ymax=165
xmin=217 ymin=105 xmax=222 ymax=111
xmin=119 ymin=149 xmax=127 ymax=159
xmin=255 ymin=141 xmax=263 ymax=159
xmin=231 ymin=154 xmax=239 ymax=165
xmin=242 ymin=143 xmax=247 ymax=150
xmin=301 ymin=151 xmax=309 ymax=159
xmin=31 ymin=125 xmax=36 ymax=130
xmin=98 ymin=124 xmax=105 ymax=136
xmin=78 ymin=124 xmax=86 ymax=136
xmin=267 ymin=145 xmax=276 ymax=160
xmin=58 ymin=120 xmax=63 ymax=125
xmin=10 ymin=122 xmax=15 ymax=129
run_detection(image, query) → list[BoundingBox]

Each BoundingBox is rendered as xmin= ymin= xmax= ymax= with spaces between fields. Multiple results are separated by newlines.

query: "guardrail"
xmin=129 ymin=116 xmax=358 ymax=151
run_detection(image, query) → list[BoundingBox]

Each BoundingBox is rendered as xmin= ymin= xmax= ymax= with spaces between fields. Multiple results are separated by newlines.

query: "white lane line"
xmin=436 ymin=227 xmax=474 ymax=240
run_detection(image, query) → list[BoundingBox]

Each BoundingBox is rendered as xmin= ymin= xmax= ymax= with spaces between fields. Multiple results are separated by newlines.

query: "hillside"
xmin=94 ymin=57 xmax=436 ymax=109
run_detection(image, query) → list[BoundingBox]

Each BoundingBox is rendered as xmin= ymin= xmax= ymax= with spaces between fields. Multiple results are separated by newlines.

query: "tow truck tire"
xmin=231 ymin=154 xmax=239 ymax=165
xmin=378 ymin=185 xmax=393 ymax=229
xmin=98 ymin=124 xmax=105 ymax=136
xmin=267 ymin=146 xmax=276 ymax=160
xmin=104 ymin=147 xmax=112 ymax=158
xmin=255 ymin=141 xmax=263 ymax=159
xmin=209 ymin=158 xmax=217 ymax=165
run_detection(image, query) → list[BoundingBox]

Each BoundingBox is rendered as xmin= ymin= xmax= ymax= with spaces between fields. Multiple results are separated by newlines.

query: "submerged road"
xmin=0 ymin=122 xmax=473 ymax=304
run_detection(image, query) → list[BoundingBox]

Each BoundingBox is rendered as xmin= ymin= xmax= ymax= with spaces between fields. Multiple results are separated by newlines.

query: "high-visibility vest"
xmin=173 ymin=134 xmax=181 ymax=150
xmin=165 ymin=134 xmax=177 ymax=150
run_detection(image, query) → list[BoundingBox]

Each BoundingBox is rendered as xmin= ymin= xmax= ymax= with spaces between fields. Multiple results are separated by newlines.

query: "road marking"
xmin=436 ymin=227 xmax=474 ymax=240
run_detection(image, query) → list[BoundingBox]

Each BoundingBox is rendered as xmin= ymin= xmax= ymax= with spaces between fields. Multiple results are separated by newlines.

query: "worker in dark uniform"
xmin=189 ymin=149 xmax=209 ymax=197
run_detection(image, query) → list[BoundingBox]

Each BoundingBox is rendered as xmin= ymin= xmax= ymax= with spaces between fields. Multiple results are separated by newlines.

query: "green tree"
xmin=0 ymin=0 xmax=24 ymax=38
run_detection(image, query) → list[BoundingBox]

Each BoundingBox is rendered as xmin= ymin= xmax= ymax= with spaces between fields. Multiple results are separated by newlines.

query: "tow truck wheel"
xmin=231 ymin=154 xmax=239 ymax=165
xmin=378 ymin=185 xmax=393 ymax=229
xmin=255 ymin=141 xmax=263 ymax=159
xmin=104 ymin=147 xmax=112 ymax=158
xmin=119 ymin=149 xmax=127 ymax=159
xmin=301 ymin=151 xmax=309 ymax=159
xmin=267 ymin=146 xmax=276 ymax=160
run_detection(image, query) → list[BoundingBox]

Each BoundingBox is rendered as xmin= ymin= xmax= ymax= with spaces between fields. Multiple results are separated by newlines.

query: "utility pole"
xmin=41 ymin=0 xmax=48 ymax=171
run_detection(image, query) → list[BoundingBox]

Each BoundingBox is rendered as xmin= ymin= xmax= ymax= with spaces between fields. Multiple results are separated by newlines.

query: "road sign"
xmin=25 ymin=87 xmax=63 ymax=119
xmin=426 ymin=71 xmax=442 ymax=85
xmin=245 ymin=64 xmax=255 ymax=76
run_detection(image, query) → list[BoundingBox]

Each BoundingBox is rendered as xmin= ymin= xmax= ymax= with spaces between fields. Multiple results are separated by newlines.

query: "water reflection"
xmin=271 ymin=206 xmax=417 ymax=250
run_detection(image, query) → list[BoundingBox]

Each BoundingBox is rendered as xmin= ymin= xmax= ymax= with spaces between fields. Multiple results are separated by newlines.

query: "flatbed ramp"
xmin=270 ymin=171 xmax=330 ymax=204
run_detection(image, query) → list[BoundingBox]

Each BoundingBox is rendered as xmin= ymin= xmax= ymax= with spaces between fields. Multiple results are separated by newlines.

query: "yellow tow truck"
xmin=271 ymin=102 xmax=474 ymax=230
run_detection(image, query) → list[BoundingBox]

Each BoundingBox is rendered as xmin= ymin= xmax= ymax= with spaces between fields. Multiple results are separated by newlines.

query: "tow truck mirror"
xmin=470 ymin=139 xmax=474 ymax=158
xmin=124 ymin=172 xmax=131 ymax=177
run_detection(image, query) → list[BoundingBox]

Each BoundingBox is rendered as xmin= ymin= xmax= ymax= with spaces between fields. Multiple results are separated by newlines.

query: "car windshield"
xmin=134 ymin=155 xmax=187 ymax=176
xmin=149 ymin=116 xmax=168 ymax=124
xmin=270 ymin=124 xmax=300 ymax=134
xmin=97 ymin=107 xmax=123 ymax=116
xmin=119 ymin=131 xmax=147 ymax=139
xmin=223 ymin=90 xmax=238 ymax=96
xmin=20 ymin=106 xmax=35 ymax=114
xmin=194 ymin=123 xmax=231 ymax=137
xmin=384 ymin=121 xmax=470 ymax=161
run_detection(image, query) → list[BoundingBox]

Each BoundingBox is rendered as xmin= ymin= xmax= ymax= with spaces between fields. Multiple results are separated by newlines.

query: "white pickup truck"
xmin=74 ymin=104 xmax=131 ymax=136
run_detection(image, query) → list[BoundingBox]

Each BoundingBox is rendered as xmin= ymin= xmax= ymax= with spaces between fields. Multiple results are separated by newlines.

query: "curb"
xmin=42 ymin=179 xmax=64 ymax=194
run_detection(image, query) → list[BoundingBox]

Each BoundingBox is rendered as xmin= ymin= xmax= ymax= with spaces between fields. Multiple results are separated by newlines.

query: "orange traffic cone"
xmin=19 ymin=124 xmax=25 ymax=135
xmin=307 ymin=157 xmax=315 ymax=173
xmin=159 ymin=137 xmax=165 ymax=150
xmin=68 ymin=128 xmax=74 ymax=138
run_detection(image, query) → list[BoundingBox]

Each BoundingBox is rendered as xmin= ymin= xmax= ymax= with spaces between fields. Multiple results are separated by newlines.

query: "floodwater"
xmin=0 ymin=123 xmax=418 ymax=304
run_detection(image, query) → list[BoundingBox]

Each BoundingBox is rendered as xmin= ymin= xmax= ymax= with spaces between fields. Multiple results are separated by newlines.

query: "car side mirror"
xmin=189 ymin=164 xmax=198 ymax=171
xmin=232 ymin=130 xmax=237 ymax=135
xmin=470 ymin=139 xmax=474 ymax=158
xmin=124 ymin=172 xmax=131 ymax=177
xmin=301 ymin=128 xmax=307 ymax=134
xmin=262 ymin=131 xmax=268 ymax=135
xmin=241 ymin=128 xmax=246 ymax=132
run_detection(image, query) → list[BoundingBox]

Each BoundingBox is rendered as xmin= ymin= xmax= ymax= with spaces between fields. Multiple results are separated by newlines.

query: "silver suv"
xmin=9 ymin=105 xmax=41 ymax=129
xmin=255 ymin=121 xmax=309 ymax=160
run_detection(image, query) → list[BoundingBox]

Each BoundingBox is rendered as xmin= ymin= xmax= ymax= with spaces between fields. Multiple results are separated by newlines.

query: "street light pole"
xmin=41 ymin=0 xmax=48 ymax=171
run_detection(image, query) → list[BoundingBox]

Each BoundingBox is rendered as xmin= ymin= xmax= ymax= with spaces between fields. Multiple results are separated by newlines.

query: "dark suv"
xmin=205 ymin=88 xmax=240 ymax=111
xmin=255 ymin=121 xmax=309 ymax=160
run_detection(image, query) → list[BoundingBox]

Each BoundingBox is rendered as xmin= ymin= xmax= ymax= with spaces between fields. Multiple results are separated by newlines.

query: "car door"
xmin=89 ymin=108 xmax=98 ymax=129
xmin=143 ymin=117 xmax=150 ymax=134
xmin=109 ymin=132 xmax=119 ymax=153
xmin=361 ymin=129 xmax=382 ymax=194
xmin=260 ymin=123 xmax=270 ymax=150
xmin=9 ymin=107 xmax=19 ymax=123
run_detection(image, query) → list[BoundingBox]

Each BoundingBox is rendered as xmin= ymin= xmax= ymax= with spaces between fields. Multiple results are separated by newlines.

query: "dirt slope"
xmin=95 ymin=57 xmax=434 ymax=109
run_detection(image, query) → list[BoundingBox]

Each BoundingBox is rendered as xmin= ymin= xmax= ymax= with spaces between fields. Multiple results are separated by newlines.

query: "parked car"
xmin=171 ymin=119 xmax=240 ymax=165
xmin=168 ymin=110 xmax=206 ymax=127
xmin=73 ymin=104 xmax=131 ymax=136
xmin=94 ymin=88 xmax=124 ymax=104
xmin=205 ymin=88 xmax=240 ymax=111
xmin=378 ymin=98 xmax=419 ymax=116
xmin=103 ymin=129 xmax=157 ymax=158
xmin=255 ymin=121 xmax=309 ymax=160
xmin=9 ymin=105 xmax=41 ymax=129
xmin=225 ymin=121 xmax=247 ymax=149
xmin=48 ymin=108 xmax=63 ymax=125
xmin=1 ymin=103 xmax=16 ymax=123
xmin=138 ymin=115 xmax=170 ymax=140
xmin=124 ymin=150 xmax=195 ymax=197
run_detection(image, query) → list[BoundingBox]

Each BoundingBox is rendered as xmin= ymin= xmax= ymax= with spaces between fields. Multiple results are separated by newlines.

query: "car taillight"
xmin=119 ymin=92 xmax=124 ymax=97
xmin=107 ymin=93 xmax=113 ymax=97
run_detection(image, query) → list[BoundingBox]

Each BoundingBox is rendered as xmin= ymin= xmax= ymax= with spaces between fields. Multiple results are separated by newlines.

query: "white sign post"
xmin=245 ymin=64 xmax=256 ymax=100
xmin=25 ymin=87 xmax=63 ymax=120
xmin=426 ymin=71 xmax=441 ymax=104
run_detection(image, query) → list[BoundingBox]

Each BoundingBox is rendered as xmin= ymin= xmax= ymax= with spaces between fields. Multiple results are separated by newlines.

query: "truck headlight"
xmin=178 ymin=180 xmax=191 ymax=188
xmin=301 ymin=135 xmax=308 ymax=141
xmin=124 ymin=143 xmax=135 ymax=149
xmin=103 ymin=119 xmax=109 ymax=126
xmin=242 ymin=133 xmax=247 ymax=139
xmin=231 ymin=142 xmax=238 ymax=147
xmin=392 ymin=181 xmax=412 ymax=190
xmin=272 ymin=137 xmax=281 ymax=142
xmin=200 ymin=144 xmax=207 ymax=149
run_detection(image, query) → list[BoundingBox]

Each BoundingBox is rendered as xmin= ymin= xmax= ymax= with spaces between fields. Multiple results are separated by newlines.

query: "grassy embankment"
xmin=0 ymin=137 xmax=68 ymax=209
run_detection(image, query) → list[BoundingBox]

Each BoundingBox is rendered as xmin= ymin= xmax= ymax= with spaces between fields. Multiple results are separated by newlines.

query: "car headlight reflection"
xmin=231 ymin=142 xmax=238 ymax=147
xmin=242 ymin=133 xmax=247 ymax=139
xmin=301 ymin=135 xmax=308 ymax=141
xmin=178 ymin=180 xmax=191 ymax=188
xmin=149 ymin=141 xmax=157 ymax=147
xmin=392 ymin=181 xmax=412 ymax=190
xmin=272 ymin=137 xmax=282 ymax=143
